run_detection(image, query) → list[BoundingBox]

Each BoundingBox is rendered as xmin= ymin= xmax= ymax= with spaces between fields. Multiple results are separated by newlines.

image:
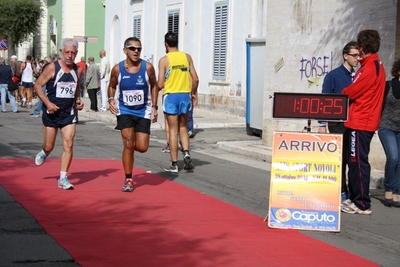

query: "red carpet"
xmin=0 ymin=158 xmax=378 ymax=267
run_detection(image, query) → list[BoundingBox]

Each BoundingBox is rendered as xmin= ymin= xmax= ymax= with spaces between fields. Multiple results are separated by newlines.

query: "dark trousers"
xmin=346 ymin=129 xmax=374 ymax=210
xmin=328 ymin=122 xmax=348 ymax=195
xmin=88 ymin=88 xmax=99 ymax=111
xmin=187 ymin=106 xmax=194 ymax=132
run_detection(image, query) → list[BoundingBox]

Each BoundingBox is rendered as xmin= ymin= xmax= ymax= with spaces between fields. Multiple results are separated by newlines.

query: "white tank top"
xmin=21 ymin=62 xmax=34 ymax=83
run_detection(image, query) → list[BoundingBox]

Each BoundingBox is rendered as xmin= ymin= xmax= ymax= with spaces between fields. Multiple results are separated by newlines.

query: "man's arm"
xmin=75 ymin=66 xmax=83 ymax=99
xmin=107 ymin=64 xmax=120 ymax=115
xmin=73 ymin=66 xmax=84 ymax=111
xmin=33 ymin=63 xmax=60 ymax=113
xmin=96 ymin=66 xmax=101 ymax=85
xmin=321 ymin=73 xmax=335 ymax=94
xmin=342 ymin=69 xmax=374 ymax=99
xmin=157 ymin=56 xmax=167 ymax=90
xmin=186 ymin=53 xmax=199 ymax=95
xmin=100 ymin=58 xmax=106 ymax=78
xmin=319 ymin=73 xmax=334 ymax=132
xmin=147 ymin=62 xmax=159 ymax=123
xmin=19 ymin=63 xmax=25 ymax=76
xmin=85 ymin=65 xmax=93 ymax=87
xmin=32 ymin=63 xmax=38 ymax=77
xmin=105 ymin=59 xmax=111 ymax=76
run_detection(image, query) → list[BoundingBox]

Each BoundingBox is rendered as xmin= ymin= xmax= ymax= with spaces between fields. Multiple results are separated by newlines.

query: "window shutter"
xmin=213 ymin=2 xmax=228 ymax=80
xmin=168 ymin=10 xmax=180 ymax=34
xmin=133 ymin=15 xmax=141 ymax=39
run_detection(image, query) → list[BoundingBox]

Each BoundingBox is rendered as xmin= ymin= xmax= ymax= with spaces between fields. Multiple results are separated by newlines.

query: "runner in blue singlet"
xmin=107 ymin=37 xmax=159 ymax=192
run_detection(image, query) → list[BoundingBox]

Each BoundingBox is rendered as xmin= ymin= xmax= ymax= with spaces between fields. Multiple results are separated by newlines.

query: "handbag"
xmin=7 ymin=80 xmax=19 ymax=91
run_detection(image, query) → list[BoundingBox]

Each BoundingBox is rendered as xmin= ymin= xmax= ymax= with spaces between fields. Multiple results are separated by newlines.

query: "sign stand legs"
xmin=263 ymin=213 xmax=269 ymax=222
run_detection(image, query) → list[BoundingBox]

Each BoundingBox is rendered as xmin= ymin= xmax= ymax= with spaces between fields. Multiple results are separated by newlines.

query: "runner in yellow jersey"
xmin=158 ymin=32 xmax=199 ymax=173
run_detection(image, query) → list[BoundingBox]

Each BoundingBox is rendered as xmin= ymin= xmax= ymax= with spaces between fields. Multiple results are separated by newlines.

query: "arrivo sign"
xmin=0 ymin=38 xmax=8 ymax=50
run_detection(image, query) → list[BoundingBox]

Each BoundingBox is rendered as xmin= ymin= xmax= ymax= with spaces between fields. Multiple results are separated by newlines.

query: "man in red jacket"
xmin=341 ymin=29 xmax=386 ymax=215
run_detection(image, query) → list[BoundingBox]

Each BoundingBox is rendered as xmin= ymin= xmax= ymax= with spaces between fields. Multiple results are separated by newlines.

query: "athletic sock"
xmin=125 ymin=174 xmax=132 ymax=180
xmin=60 ymin=171 xmax=67 ymax=179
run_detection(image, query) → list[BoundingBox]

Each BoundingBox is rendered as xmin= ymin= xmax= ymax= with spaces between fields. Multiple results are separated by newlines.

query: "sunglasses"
xmin=126 ymin=46 xmax=142 ymax=52
xmin=347 ymin=53 xmax=359 ymax=58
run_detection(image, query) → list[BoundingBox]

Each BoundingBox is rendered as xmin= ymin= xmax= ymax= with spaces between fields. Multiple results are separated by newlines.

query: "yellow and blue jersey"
xmin=164 ymin=52 xmax=191 ymax=94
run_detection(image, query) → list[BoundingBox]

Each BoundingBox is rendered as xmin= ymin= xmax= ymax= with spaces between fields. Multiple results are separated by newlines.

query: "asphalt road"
xmin=0 ymin=109 xmax=400 ymax=266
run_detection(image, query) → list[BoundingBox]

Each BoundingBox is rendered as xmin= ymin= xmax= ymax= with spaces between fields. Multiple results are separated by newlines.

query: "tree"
xmin=0 ymin=0 xmax=43 ymax=57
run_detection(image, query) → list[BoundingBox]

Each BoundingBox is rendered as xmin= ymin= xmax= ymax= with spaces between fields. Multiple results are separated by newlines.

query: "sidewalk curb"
xmin=217 ymin=140 xmax=272 ymax=162
xmin=78 ymin=110 xmax=246 ymax=129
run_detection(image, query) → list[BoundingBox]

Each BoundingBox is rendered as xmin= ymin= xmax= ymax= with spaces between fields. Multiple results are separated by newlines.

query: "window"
xmin=168 ymin=10 xmax=179 ymax=34
xmin=213 ymin=2 xmax=228 ymax=80
xmin=133 ymin=15 xmax=141 ymax=39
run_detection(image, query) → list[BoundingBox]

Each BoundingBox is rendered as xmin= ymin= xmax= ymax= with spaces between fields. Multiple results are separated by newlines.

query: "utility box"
xmin=246 ymin=38 xmax=265 ymax=137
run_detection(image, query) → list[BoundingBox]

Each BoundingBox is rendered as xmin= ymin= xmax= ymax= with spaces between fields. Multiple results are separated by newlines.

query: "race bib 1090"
xmin=122 ymin=90 xmax=144 ymax=106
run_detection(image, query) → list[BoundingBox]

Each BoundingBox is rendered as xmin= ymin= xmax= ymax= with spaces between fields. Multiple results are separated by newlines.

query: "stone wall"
xmin=262 ymin=0 xmax=398 ymax=171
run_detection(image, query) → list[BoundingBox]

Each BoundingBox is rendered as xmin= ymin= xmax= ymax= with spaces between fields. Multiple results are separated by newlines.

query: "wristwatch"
xmin=152 ymin=104 xmax=158 ymax=110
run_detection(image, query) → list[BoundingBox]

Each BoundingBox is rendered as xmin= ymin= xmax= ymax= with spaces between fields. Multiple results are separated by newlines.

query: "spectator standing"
xmin=30 ymin=57 xmax=51 ymax=117
xmin=107 ymin=37 xmax=158 ymax=192
xmin=33 ymin=38 xmax=84 ymax=190
xmin=20 ymin=55 xmax=38 ymax=108
xmin=85 ymin=56 xmax=100 ymax=112
xmin=51 ymin=54 xmax=60 ymax=62
xmin=99 ymin=49 xmax=110 ymax=111
xmin=377 ymin=58 xmax=400 ymax=208
xmin=157 ymin=32 xmax=199 ymax=173
xmin=318 ymin=41 xmax=359 ymax=204
xmin=0 ymin=57 xmax=18 ymax=113
xmin=10 ymin=55 xmax=20 ymax=102
xmin=76 ymin=56 xmax=88 ymax=98
xmin=341 ymin=29 xmax=386 ymax=215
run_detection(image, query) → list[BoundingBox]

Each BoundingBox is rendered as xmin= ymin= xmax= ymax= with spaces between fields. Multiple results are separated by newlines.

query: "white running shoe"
xmin=341 ymin=203 xmax=371 ymax=215
xmin=165 ymin=164 xmax=179 ymax=173
xmin=121 ymin=178 xmax=134 ymax=192
xmin=58 ymin=177 xmax=74 ymax=190
xmin=161 ymin=144 xmax=170 ymax=153
xmin=183 ymin=154 xmax=194 ymax=170
xmin=35 ymin=151 xmax=47 ymax=166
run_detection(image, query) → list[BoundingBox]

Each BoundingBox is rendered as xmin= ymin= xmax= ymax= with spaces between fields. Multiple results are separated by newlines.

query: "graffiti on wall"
xmin=300 ymin=52 xmax=333 ymax=80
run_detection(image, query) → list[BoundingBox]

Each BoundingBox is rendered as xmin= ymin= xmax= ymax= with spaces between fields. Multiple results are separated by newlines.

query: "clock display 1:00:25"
xmin=293 ymin=97 xmax=343 ymax=114
xmin=272 ymin=93 xmax=348 ymax=120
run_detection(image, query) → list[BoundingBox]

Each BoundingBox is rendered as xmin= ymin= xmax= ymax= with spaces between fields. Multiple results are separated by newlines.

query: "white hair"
xmin=61 ymin=38 xmax=79 ymax=50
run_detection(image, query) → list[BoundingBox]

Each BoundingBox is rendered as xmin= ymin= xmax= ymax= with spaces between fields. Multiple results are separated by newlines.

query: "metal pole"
xmin=82 ymin=36 xmax=87 ymax=95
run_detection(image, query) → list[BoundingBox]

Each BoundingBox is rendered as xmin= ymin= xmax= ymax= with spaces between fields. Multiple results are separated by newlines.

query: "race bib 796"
xmin=56 ymin=82 xmax=76 ymax=98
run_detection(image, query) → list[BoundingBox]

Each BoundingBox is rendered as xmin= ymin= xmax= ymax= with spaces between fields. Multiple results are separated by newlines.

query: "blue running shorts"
xmin=21 ymin=82 xmax=34 ymax=88
xmin=163 ymin=93 xmax=192 ymax=115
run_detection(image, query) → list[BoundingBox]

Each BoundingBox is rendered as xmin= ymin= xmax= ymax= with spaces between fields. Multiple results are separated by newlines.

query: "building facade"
xmin=32 ymin=0 xmax=105 ymax=63
xmin=104 ymin=0 xmax=266 ymax=117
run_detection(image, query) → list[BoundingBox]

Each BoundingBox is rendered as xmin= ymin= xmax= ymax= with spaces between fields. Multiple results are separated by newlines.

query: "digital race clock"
xmin=272 ymin=92 xmax=348 ymax=121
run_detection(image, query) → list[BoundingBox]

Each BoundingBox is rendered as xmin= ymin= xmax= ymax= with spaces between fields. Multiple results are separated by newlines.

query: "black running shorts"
xmin=115 ymin=114 xmax=151 ymax=134
xmin=42 ymin=110 xmax=77 ymax=128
